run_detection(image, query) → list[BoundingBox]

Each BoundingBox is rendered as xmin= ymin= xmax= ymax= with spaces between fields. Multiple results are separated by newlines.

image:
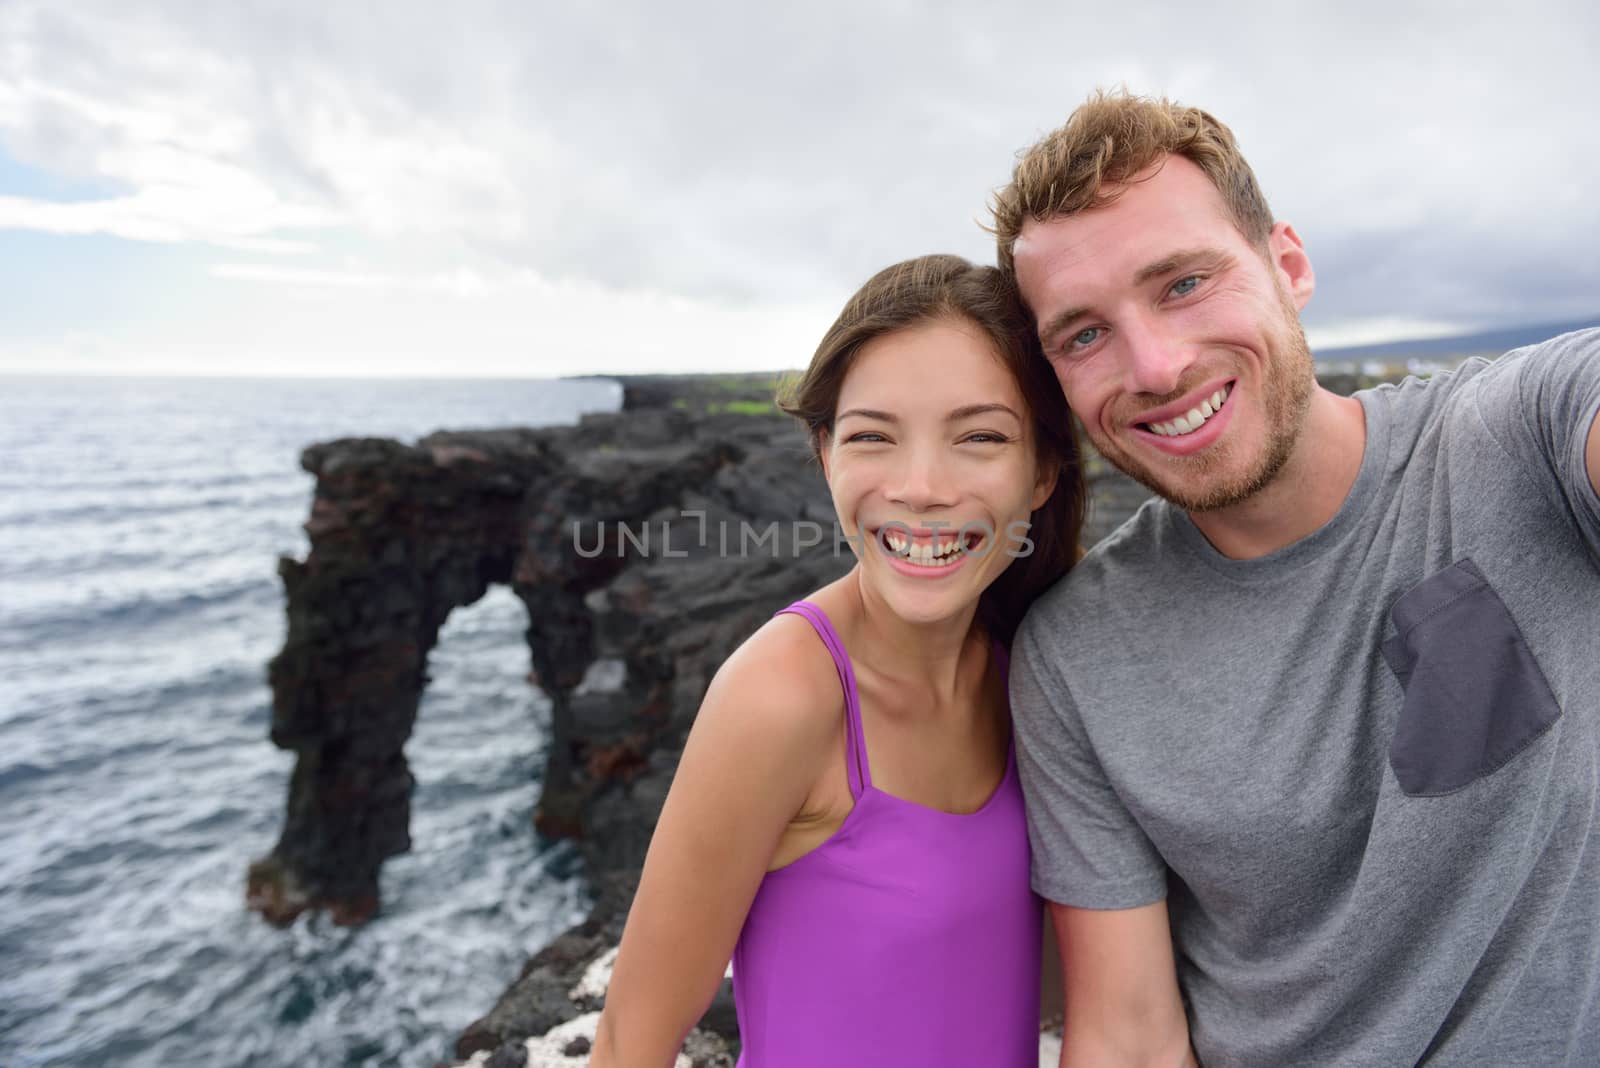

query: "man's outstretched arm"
xmin=1052 ymin=900 xmax=1197 ymax=1068
xmin=1585 ymin=403 xmax=1599 ymax=500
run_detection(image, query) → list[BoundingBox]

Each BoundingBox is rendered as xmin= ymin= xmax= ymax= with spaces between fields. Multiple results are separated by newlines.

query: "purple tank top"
xmin=731 ymin=601 xmax=1042 ymax=1067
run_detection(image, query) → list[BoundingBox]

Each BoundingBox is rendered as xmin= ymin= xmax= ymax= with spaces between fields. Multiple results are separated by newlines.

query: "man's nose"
xmin=1120 ymin=314 xmax=1197 ymax=397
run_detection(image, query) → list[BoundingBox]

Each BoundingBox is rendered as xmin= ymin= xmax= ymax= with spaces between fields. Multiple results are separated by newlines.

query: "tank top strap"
xmin=775 ymin=601 xmax=872 ymax=797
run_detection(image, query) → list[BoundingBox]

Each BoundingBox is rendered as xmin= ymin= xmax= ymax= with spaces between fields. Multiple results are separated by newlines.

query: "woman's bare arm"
xmin=590 ymin=618 xmax=841 ymax=1067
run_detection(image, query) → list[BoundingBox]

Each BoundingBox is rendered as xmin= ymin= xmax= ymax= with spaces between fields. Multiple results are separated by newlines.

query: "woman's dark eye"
xmin=963 ymin=432 xmax=1010 ymax=444
xmin=846 ymin=432 xmax=887 ymax=444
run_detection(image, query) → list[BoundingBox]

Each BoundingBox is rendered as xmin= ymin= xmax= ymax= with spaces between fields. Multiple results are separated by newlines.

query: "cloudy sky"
xmin=2 ymin=1 xmax=1596 ymax=378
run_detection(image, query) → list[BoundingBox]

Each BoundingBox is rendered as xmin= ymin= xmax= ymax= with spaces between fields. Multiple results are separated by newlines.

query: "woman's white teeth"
xmin=1149 ymin=385 xmax=1231 ymax=437
xmin=882 ymin=531 xmax=966 ymax=566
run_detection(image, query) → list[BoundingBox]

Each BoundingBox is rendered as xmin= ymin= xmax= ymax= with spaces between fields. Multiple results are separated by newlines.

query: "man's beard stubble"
xmin=1092 ymin=303 xmax=1317 ymax=514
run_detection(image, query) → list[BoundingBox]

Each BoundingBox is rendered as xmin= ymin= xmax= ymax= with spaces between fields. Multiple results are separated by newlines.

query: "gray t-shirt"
xmin=1012 ymin=329 xmax=1600 ymax=1066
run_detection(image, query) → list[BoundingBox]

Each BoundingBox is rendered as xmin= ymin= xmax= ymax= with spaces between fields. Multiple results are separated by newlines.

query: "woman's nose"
xmin=887 ymin=450 xmax=956 ymax=512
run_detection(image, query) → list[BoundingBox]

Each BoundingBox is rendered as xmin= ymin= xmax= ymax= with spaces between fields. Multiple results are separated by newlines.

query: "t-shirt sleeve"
xmin=1472 ymin=328 xmax=1600 ymax=559
xmin=1010 ymin=612 xmax=1168 ymax=909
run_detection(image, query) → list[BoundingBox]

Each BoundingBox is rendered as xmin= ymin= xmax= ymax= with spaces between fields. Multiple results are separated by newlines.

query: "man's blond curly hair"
xmin=990 ymin=90 xmax=1275 ymax=274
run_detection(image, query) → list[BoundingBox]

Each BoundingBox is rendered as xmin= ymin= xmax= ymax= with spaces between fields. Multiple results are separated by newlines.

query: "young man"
xmin=994 ymin=91 xmax=1600 ymax=1067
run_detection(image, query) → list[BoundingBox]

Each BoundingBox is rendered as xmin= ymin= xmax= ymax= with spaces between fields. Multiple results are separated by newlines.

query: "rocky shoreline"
xmin=247 ymin=368 xmax=1372 ymax=1066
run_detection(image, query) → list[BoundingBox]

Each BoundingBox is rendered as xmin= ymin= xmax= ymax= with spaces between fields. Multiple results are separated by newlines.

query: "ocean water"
xmin=0 ymin=375 xmax=623 ymax=1068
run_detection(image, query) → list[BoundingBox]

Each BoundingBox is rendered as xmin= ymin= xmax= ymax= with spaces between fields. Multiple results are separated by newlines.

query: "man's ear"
xmin=1268 ymin=221 xmax=1315 ymax=311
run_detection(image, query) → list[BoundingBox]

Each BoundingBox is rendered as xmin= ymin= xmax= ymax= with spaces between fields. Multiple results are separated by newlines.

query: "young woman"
xmin=591 ymin=254 xmax=1085 ymax=1067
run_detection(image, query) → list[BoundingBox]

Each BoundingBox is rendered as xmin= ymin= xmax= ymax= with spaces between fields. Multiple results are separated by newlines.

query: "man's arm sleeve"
xmin=1475 ymin=328 xmax=1600 ymax=558
xmin=1010 ymin=615 xmax=1167 ymax=909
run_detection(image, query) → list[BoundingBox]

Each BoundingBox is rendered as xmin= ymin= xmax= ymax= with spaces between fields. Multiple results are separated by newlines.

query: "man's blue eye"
xmin=1073 ymin=327 xmax=1100 ymax=348
xmin=1171 ymin=276 xmax=1200 ymax=296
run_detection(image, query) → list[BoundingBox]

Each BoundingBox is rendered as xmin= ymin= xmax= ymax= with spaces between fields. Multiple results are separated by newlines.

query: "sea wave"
xmin=0 ymin=376 xmax=615 ymax=1068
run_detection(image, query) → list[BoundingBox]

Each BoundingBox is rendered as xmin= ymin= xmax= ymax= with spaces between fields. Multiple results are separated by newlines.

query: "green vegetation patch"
xmin=716 ymin=400 xmax=777 ymax=416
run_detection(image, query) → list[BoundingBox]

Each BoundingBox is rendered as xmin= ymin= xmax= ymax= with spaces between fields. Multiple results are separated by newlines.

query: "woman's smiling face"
xmin=823 ymin=315 xmax=1055 ymax=628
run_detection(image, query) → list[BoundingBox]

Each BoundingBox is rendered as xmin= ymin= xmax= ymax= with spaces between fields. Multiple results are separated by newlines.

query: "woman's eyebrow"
xmin=948 ymin=403 xmax=1022 ymax=422
xmin=836 ymin=408 xmax=896 ymax=423
xmin=837 ymin=403 xmax=1022 ymax=423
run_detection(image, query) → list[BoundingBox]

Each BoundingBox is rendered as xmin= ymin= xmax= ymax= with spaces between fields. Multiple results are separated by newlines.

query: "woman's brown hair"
xmin=777 ymin=254 xmax=1084 ymax=645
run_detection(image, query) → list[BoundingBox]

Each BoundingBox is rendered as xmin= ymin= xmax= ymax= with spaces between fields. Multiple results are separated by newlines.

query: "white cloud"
xmin=208 ymin=263 xmax=395 ymax=288
xmin=1304 ymin=317 xmax=1470 ymax=352
xmin=2 ymin=263 xmax=845 ymax=378
xmin=0 ymin=189 xmax=336 ymax=246
xmin=0 ymin=0 xmax=1596 ymax=374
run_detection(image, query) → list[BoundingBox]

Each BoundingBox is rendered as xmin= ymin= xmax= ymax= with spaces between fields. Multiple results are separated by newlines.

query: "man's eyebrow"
xmin=1037 ymin=305 xmax=1091 ymax=348
xmin=1133 ymin=246 xmax=1231 ymax=285
xmin=1037 ymin=247 xmax=1234 ymax=347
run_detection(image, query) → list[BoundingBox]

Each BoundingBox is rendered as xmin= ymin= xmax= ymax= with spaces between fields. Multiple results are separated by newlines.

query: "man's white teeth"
xmin=1148 ymin=385 xmax=1231 ymax=437
xmin=882 ymin=530 xmax=966 ymax=566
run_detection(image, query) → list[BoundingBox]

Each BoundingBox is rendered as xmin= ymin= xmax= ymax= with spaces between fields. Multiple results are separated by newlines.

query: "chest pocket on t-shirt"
xmin=1381 ymin=558 xmax=1563 ymax=796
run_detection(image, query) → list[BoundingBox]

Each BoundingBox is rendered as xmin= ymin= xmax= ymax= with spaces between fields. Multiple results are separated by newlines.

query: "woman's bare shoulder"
xmin=697 ymin=608 xmax=846 ymax=750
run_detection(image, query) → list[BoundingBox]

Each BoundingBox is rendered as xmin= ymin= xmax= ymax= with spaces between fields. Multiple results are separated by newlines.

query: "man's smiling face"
xmin=1012 ymin=155 xmax=1318 ymax=513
